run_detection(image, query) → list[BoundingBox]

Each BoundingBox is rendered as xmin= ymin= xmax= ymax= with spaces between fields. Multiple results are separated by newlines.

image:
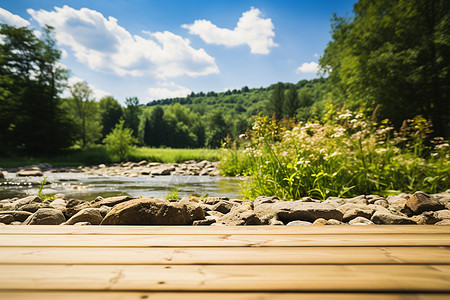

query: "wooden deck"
xmin=0 ymin=225 xmax=449 ymax=299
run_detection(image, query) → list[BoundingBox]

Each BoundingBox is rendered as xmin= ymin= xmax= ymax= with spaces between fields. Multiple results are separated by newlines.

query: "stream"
xmin=0 ymin=172 xmax=245 ymax=201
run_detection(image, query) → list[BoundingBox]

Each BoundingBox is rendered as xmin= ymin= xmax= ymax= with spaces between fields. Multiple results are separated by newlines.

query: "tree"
xmin=267 ymin=82 xmax=285 ymax=120
xmin=0 ymin=24 xmax=73 ymax=154
xmin=206 ymin=110 xmax=229 ymax=148
xmin=283 ymin=85 xmax=299 ymax=118
xmin=99 ymin=96 xmax=123 ymax=137
xmin=103 ymin=119 xmax=137 ymax=161
xmin=142 ymin=106 xmax=166 ymax=147
xmin=67 ymin=81 xmax=102 ymax=148
xmin=320 ymin=0 xmax=450 ymax=137
xmin=298 ymin=89 xmax=313 ymax=107
xmin=123 ymin=96 xmax=140 ymax=137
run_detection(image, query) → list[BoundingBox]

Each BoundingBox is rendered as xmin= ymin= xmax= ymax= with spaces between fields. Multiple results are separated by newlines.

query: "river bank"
xmin=0 ymin=191 xmax=449 ymax=226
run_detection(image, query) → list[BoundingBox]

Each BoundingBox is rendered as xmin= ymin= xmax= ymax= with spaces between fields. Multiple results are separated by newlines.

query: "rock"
xmin=151 ymin=166 xmax=175 ymax=176
xmin=405 ymin=192 xmax=445 ymax=215
xmin=312 ymin=218 xmax=327 ymax=225
xmin=90 ymin=196 xmax=135 ymax=208
xmin=386 ymin=193 xmax=411 ymax=205
xmin=217 ymin=204 xmax=261 ymax=226
xmin=286 ymin=220 xmax=312 ymax=226
xmin=202 ymin=197 xmax=229 ymax=205
xmin=73 ymin=222 xmax=91 ymax=226
xmin=434 ymin=210 xmax=450 ymax=220
xmin=255 ymin=201 xmax=343 ymax=223
xmin=349 ymin=217 xmax=374 ymax=225
xmin=0 ymin=172 xmax=4 ymax=179
xmin=371 ymin=211 xmax=416 ymax=225
xmin=17 ymin=203 xmax=51 ymax=213
xmin=435 ymin=219 xmax=450 ymax=225
xmin=374 ymin=199 xmax=389 ymax=208
xmin=101 ymin=198 xmax=192 ymax=225
xmin=211 ymin=201 xmax=237 ymax=214
xmin=342 ymin=208 xmax=374 ymax=222
xmin=66 ymin=199 xmax=87 ymax=208
xmin=16 ymin=168 xmax=43 ymax=177
xmin=193 ymin=219 xmax=216 ymax=226
xmin=0 ymin=211 xmax=33 ymax=222
xmin=326 ymin=219 xmax=344 ymax=225
xmin=23 ymin=208 xmax=66 ymax=225
xmin=254 ymin=196 xmax=279 ymax=207
xmin=49 ymin=198 xmax=67 ymax=211
xmin=65 ymin=208 xmax=104 ymax=225
xmin=98 ymin=205 xmax=112 ymax=218
xmin=0 ymin=214 xmax=14 ymax=224
xmin=11 ymin=196 xmax=41 ymax=210
xmin=137 ymin=160 xmax=148 ymax=166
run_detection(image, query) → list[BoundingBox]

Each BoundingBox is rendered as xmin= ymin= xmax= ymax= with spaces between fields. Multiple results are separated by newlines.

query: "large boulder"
xmin=255 ymin=200 xmax=343 ymax=223
xmin=216 ymin=202 xmax=261 ymax=226
xmin=405 ymin=192 xmax=445 ymax=215
xmin=65 ymin=208 xmax=104 ymax=225
xmin=0 ymin=211 xmax=33 ymax=222
xmin=23 ymin=208 xmax=66 ymax=225
xmin=89 ymin=196 xmax=135 ymax=208
xmin=101 ymin=198 xmax=192 ymax=225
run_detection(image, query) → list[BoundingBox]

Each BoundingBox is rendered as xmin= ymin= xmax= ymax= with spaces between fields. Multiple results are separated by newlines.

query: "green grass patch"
xmin=0 ymin=146 xmax=223 ymax=168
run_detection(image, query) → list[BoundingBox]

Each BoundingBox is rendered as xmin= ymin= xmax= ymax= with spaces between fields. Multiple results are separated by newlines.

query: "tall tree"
xmin=283 ymin=85 xmax=299 ymax=118
xmin=67 ymin=81 xmax=102 ymax=148
xmin=123 ymin=96 xmax=140 ymax=137
xmin=99 ymin=96 xmax=123 ymax=138
xmin=267 ymin=82 xmax=285 ymax=120
xmin=0 ymin=24 xmax=73 ymax=154
xmin=320 ymin=0 xmax=450 ymax=137
xmin=206 ymin=110 xmax=229 ymax=148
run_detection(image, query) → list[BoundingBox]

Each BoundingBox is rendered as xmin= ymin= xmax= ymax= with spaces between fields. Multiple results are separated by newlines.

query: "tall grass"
xmin=221 ymin=110 xmax=449 ymax=200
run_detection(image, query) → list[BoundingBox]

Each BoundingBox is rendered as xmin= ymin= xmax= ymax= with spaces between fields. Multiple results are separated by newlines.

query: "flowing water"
xmin=0 ymin=172 xmax=245 ymax=201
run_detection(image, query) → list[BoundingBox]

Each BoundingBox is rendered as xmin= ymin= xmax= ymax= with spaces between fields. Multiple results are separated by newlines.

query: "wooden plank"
xmin=0 ymin=233 xmax=448 ymax=247
xmin=0 ymin=265 xmax=449 ymax=292
xmin=0 ymin=246 xmax=448 ymax=265
xmin=1 ymin=292 xmax=448 ymax=300
xmin=1 ymin=225 xmax=449 ymax=235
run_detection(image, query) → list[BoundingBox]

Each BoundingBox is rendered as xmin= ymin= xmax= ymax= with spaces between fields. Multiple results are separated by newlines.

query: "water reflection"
xmin=0 ymin=173 xmax=245 ymax=201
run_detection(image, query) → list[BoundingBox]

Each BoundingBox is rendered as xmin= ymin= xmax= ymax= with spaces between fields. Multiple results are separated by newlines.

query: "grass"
xmin=0 ymin=146 xmax=223 ymax=168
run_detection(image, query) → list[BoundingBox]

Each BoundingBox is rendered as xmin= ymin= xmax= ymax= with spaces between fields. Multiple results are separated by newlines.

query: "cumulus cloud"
xmin=27 ymin=5 xmax=219 ymax=78
xmin=148 ymin=81 xmax=191 ymax=100
xmin=182 ymin=7 xmax=277 ymax=54
xmin=296 ymin=62 xmax=319 ymax=73
xmin=0 ymin=8 xmax=30 ymax=27
xmin=67 ymin=76 xmax=111 ymax=100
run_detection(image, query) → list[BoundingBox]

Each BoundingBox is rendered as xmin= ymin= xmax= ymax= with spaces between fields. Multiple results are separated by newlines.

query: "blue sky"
xmin=0 ymin=0 xmax=355 ymax=105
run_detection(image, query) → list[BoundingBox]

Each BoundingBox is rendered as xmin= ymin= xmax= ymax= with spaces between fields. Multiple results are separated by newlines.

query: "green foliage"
xmin=221 ymin=110 xmax=449 ymax=200
xmin=129 ymin=147 xmax=222 ymax=163
xmin=65 ymin=81 xmax=102 ymax=148
xmin=165 ymin=187 xmax=181 ymax=201
xmin=124 ymin=97 xmax=140 ymax=138
xmin=103 ymin=119 xmax=137 ymax=161
xmin=266 ymin=82 xmax=285 ymax=120
xmin=283 ymin=85 xmax=299 ymax=119
xmin=320 ymin=0 xmax=450 ymax=137
xmin=0 ymin=24 xmax=73 ymax=155
xmin=99 ymin=96 xmax=123 ymax=137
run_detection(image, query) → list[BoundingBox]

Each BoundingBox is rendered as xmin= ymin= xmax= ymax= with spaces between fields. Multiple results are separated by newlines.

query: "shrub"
xmin=103 ymin=119 xmax=137 ymax=161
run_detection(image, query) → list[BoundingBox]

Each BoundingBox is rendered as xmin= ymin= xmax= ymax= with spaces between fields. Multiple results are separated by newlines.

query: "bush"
xmin=221 ymin=110 xmax=449 ymax=200
xmin=103 ymin=119 xmax=137 ymax=161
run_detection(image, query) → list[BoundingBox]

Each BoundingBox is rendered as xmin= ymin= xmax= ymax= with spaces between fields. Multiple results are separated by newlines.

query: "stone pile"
xmin=2 ymin=160 xmax=221 ymax=178
xmin=0 ymin=191 xmax=449 ymax=226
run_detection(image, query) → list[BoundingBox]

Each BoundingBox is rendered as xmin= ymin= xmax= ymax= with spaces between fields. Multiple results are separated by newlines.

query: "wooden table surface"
xmin=0 ymin=225 xmax=449 ymax=299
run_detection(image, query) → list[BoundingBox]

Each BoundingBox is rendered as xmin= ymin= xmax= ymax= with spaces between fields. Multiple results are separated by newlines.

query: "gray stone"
xmin=435 ymin=219 xmax=450 ymax=225
xmin=255 ymin=201 xmax=343 ymax=223
xmin=17 ymin=168 xmax=43 ymax=177
xmin=312 ymin=218 xmax=327 ymax=225
xmin=286 ymin=220 xmax=312 ymax=226
xmin=253 ymin=196 xmax=279 ymax=207
xmin=90 ymin=195 xmax=135 ymax=208
xmin=405 ymin=191 xmax=445 ymax=215
xmin=101 ymin=198 xmax=192 ymax=225
xmin=349 ymin=217 xmax=374 ymax=225
xmin=23 ymin=208 xmax=66 ymax=225
xmin=65 ymin=208 xmax=104 ymax=225
xmin=49 ymin=198 xmax=67 ymax=211
xmin=371 ymin=211 xmax=416 ymax=225
xmin=17 ymin=203 xmax=51 ymax=213
xmin=211 ymin=201 xmax=237 ymax=214
xmin=0 ymin=214 xmax=14 ymax=224
xmin=217 ymin=203 xmax=261 ymax=226
xmin=373 ymin=199 xmax=389 ymax=208
xmin=98 ymin=205 xmax=112 ymax=218
xmin=202 ymin=197 xmax=229 ymax=205
xmin=151 ymin=166 xmax=175 ymax=175
xmin=326 ymin=219 xmax=344 ymax=225
xmin=193 ymin=219 xmax=216 ymax=226
xmin=0 ymin=211 xmax=33 ymax=222
xmin=11 ymin=196 xmax=41 ymax=210
xmin=434 ymin=210 xmax=450 ymax=220
xmin=66 ymin=199 xmax=87 ymax=208
xmin=342 ymin=208 xmax=374 ymax=222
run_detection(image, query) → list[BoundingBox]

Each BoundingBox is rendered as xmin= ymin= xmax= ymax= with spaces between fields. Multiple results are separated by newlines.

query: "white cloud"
xmin=182 ymin=7 xmax=277 ymax=54
xmin=27 ymin=5 xmax=219 ymax=78
xmin=67 ymin=76 xmax=111 ymax=100
xmin=148 ymin=82 xmax=191 ymax=100
xmin=296 ymin=61 xmax=319 ymax=73
xmin=0 ymin=8 xmax=30 ymax=27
